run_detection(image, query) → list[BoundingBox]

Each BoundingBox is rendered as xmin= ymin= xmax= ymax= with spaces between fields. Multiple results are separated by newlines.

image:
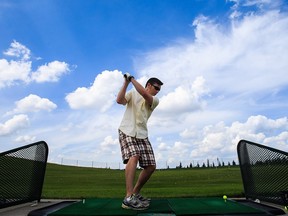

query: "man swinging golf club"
xmin=116 ymin=73 xmax=163 ymax=210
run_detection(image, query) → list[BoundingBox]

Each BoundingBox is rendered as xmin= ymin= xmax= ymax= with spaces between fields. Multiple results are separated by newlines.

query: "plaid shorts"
xmin=119 ymin=130 xmax=156 ymax=168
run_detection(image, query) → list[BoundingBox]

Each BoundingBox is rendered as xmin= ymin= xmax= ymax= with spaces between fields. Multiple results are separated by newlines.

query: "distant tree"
xmin=217 ymin=158 xmax=221 ymax=167
xmin=202 ymin=162 xmax=206 ymax=168
xmin=232 ymin=160 xmax=236 ymax=166
xmin=176 ymin=162 xmax=182 ymax=169
xmin=207 ymin=159 xmax=210 ymax=168
xmin=189 ymin=163 xmax=193 ymax=168
xmin=222 ymin=162 xmax=225 ymax=166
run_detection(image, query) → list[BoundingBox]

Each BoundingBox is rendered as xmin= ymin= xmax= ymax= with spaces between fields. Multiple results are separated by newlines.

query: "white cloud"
xmin=0 ymin=114 xmax=29 ymax=136
xmin=157 ymin=142 xmax=171 ymax=151
xmin=100 ymin=135 xmax=119 ymax=152
xmin=15 ymin=135 xmax=36 ymax=143
xmin=0 ymin=41 xmax=71 ymax=88
xmin=10 ymin=94 xmax=57 ymax=114
xmin=244 ymin=115 xmax=288 ymax=134
xmin=137 ymin=10 xmax=288 ymax=96
xmin=31 ymin=61 xmax=70 ymax=83
xmin=0 ymin=41 xmax=32 ymax=88
xmin=151 ymin=115 xmax=288 ymax=168
xmin=65 ymin=70 xmax=123 ymax=111
xmin=0 ymin=59 xmax=32 ymax=88
xmin=193 ymin=115 xmax=287 ymax=156
xmin=3 ymin=40 xmax=31 ymax=61
xmin=157 ymin=76 xmax=209 ymax=114
xmin=264 ymin=131 xmax=288 ymax=150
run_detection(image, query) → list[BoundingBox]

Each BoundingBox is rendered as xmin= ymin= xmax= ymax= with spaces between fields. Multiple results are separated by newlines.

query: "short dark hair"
xmin=145 ymin=77 xmax=163 ymax=88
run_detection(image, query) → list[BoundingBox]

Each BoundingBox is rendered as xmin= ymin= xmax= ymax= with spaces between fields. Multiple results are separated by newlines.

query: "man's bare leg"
xmin=125 ymin=156 xmax=139 ymax=197
xmin=133 ymin=165 xmax=156 ymax=195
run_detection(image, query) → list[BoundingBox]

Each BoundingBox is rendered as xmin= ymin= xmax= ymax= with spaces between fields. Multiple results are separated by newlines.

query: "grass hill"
xmin=42 ymin=163 xmax=244 ymax=199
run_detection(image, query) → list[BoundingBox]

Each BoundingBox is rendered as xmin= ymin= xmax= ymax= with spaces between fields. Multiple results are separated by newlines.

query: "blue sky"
xmin=1 ymin=0 xmax=288 ymax=169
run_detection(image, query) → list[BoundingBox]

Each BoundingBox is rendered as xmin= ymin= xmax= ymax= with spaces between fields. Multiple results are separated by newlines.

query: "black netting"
xmin=0 ymin=141 xmax=48 ymax=209
xmin=237 ymin=140 xmax=288 ymax=206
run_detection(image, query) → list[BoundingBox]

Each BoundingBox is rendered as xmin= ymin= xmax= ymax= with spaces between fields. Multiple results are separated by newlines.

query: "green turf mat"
xmin=48 ymin=198 xmax=265 ymax=216
xmin=48 ymin=198 xmax=174 ymax=216
xmin=48 ymin=198 xmax=134 ymax=215
xmin=168 ymin=198 xmax=264 ymax=215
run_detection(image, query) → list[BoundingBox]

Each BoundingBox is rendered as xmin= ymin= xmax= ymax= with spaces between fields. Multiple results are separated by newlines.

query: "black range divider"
xmin=237 ymin=139 xmax=288 ymax=206
xmin=0 ymin=141 xmax=48 ymax=209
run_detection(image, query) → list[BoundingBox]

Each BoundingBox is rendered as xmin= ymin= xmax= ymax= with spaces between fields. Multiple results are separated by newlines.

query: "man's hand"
xmin=123 ymin=72 xmax=134 ymax=81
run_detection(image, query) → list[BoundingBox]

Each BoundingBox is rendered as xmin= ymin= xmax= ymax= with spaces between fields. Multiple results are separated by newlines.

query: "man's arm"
xmin=130 ymin=77 xmax=153 ymax=106
xmin=116 ymin=79 xmax=130 ymax=105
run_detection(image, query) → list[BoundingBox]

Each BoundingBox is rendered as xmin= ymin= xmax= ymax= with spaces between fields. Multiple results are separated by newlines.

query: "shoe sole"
xmin=121 ymin=203 xmax=148 ymax=210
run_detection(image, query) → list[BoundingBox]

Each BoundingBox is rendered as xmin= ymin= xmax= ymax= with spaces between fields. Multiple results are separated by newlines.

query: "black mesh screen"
xmin=237 ymin=140 xmax=288 ymax=206
xmin=0 ymin=141 xmax=48 ymax=209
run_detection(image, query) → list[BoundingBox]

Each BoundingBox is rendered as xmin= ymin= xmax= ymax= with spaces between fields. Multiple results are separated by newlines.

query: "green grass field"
xmin=42 ymin=163 xmax=245 ymax=199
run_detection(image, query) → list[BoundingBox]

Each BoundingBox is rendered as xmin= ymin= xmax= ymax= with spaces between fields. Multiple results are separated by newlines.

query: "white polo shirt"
xmin=119 ymin=89 xmax=159 ymax=139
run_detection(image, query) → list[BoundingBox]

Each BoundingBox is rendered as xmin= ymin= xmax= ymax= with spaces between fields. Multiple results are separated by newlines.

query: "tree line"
xmin=173 ymin=159 xmax=238 ymax=169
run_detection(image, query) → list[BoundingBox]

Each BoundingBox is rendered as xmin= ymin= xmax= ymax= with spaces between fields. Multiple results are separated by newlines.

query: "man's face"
xmin=148 ymin=83 xmax=161 ymax=96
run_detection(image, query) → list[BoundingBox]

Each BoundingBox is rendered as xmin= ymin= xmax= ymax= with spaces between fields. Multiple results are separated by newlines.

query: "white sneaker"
xmin=121 ymin=194 xmax=149 ymax=210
